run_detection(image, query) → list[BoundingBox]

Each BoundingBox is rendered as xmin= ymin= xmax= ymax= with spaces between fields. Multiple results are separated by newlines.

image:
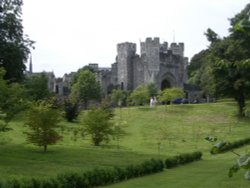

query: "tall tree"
xmin=188 ymin=3 xmax=250 ymax=117
xmin=0 ymin=0 xmax=33 ymax=82
xmin=24 ymin=74 xmax=51 ymax=101
xmin=211 ymin=4 xmax=250 ymax=117
xmin=0 ymin=68 xmax=26 ymax=130
xmin=70 ymin=70 xmax=101 ymax=108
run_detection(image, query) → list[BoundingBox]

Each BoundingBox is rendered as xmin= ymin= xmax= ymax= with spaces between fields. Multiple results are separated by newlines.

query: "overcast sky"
xmin=22 ymin=0 xmax=249 ymax=77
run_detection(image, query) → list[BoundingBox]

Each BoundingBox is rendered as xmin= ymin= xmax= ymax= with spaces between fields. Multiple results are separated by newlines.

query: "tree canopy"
xmin=0 ymin=0 xmax=33 ymax=82
xmin=188 ymin=3 xmax=250 ymax=116
xmin=25 ymin=102 xmax=62 ymax=152
xmin=82 ymin=107 xmax=114 ymax=146
xmin=129 ymin=85 xmax=149 ymax=106
xmin=160 ymin=87 xmax=185 ymax=104
xmin=24 ymin=74 xmax=52 ymax=101
xmin=70 ymin=70 xmax=101 ymax=108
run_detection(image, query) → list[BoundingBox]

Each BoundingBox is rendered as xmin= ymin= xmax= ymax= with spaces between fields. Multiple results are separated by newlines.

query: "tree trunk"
xmin=44 ymin=144 xmax=47 ymax=152
xmin=236 ymin=93 xmax=246 ymax=117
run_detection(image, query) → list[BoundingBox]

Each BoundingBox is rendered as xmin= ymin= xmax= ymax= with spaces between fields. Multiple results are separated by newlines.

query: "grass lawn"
xmin=104 ymin=146 xmax=250 ymax=188
xmin=0 ymin=101 xmax=250 ymax=186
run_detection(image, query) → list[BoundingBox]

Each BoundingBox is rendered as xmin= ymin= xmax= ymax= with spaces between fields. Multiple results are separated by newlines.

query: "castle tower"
xmin=170 ymin=43 xmax=184 ymax=57
xmin=117 ymin=42 xmax=136 ymax=90
xmin=140 ymin=37 xmax=161 ymax=84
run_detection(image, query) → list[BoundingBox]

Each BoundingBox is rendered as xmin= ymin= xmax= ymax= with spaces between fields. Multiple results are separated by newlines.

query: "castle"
xmin=27 ymin=37 xmax=202 ymax=102
xmin=94 ymin=37 xmax=188 ymax=95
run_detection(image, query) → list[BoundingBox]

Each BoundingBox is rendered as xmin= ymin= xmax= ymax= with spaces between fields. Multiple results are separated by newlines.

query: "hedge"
xmin=165 ymin=151 xmax=203 ymax=169
xmin=210 ymin=137 xmax=250 ymax=154
xmin=0 ymin=151 xmax=203 ymax=187
xmin=0 ymin=158 xmax=164 ymax=188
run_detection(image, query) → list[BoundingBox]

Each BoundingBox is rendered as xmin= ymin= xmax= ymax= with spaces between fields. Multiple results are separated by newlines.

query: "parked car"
xmin=172 ymin=98 xmax=189 ymax=104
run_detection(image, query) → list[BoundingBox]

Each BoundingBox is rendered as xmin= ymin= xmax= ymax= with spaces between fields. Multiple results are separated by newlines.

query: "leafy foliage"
xmin=63 ymin=98 xmax=79 ymax=122
xmin=0 ymin=68 xmax=26 ymax=130
xmin=0 ymin=158 xmax=164 ymax=187
xmin=24 ymin=73 xmax=52 ymax=101
xmin=70 ymin=70 xmax=101 ymax=108
xmin=188 ymin=3 xmax=250 ymax=116
xmin=229 ymin=154 xmax=250 ymax=180
xmin=147 ymin=82 xmax=159 ymax=97
xmin=25 ymin=102 xmax=62 ymax=152
xmin=111 ymin=89 xmax=127 ymax=107
xmin=213 ymin=59 xmax=250 ymax=116
xmin=0 ymin=0 xmax=34 ymax=83
xmin=160 ymin=87 xmax=185 ymax=103
xmin=207 ymin=136 xmax=250 ymax=180
xmin=209 ymin=137 xmax=250 ymax=155
xmin=82 ymin=107 xmax=114 ymax=146
xmin=128 ymin=85 xmax=149 ymax=106
xmin=165 ymin=151 xmax=202 ymax=169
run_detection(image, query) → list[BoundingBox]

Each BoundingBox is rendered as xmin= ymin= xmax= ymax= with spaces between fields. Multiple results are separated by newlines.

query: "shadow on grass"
xmin=236 ymin=115 xmax=250 ymax=123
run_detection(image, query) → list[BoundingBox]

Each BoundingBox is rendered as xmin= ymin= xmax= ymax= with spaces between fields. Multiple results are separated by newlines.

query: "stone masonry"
xmin=105 ymin=37 xmax=188 ymax=93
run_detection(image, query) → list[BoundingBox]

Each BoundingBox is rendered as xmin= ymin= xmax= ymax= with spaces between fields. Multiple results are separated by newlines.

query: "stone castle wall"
xmin=110 ymin=37 xmax=188 ymax=92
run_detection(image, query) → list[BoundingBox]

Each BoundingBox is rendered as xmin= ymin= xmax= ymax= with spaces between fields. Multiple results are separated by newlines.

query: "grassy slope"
xmin=0 ymin=102 xmax=250 ymax=185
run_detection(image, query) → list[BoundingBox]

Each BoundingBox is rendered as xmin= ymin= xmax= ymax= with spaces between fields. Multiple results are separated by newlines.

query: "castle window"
xmin=121 ymin=82 xmax=124 ymax=90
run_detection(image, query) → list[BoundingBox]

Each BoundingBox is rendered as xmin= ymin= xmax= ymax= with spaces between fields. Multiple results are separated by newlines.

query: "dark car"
xmin=172 ymin=98 xmax=189 ymax=104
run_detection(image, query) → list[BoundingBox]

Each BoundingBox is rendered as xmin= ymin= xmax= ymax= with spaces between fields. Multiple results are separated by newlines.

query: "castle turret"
xmin=117 ymin=42 xmax=136 ymax=90
xmin=170 ymin=43 xmax=184 ymax=57
xmin=140 ymin=37 xmax=161 ymax=83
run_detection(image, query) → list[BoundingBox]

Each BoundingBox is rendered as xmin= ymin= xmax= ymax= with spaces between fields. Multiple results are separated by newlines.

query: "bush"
xmin=0 ymin=158 xmax=164 ymax=188
xmin=210 ymin=138 xmax=250 ymax=154
xmin=165 ymin=151 xmax=202 ymax=169
xmin=0 ymin=154 xmax=202 ymax=187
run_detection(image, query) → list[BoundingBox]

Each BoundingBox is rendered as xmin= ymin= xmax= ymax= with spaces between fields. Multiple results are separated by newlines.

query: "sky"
xmin=22 ymin=0 xmax=249 ymax=77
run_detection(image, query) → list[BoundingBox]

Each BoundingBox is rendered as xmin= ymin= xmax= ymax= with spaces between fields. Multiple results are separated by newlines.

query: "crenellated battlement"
xmin=114 ymin=37 xmax=188 ymax=91
xmin=117 ymin=42 xmax=136 ymax=54
xmin=170 ymin=42 xmax=184 ymax=56
xmin=141 ymin=37 xmax=161 ymax=55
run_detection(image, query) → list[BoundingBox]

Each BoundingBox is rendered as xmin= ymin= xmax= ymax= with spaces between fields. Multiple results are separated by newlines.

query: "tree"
xmin=147 ymin=82 xmax=159 ymax=97
xmin=188 ymin=3 xmax=250 ymax=116
xmin=111 ymin=89 xmax=127 ymax=107
xmin=204 ymin=28 xmax=220 ymax=43
xmin=0 ymin=0 xmax=34 ymax=83
xmin=63 ymin=98 xmax=79 ymax=122
xmin=70 ymin=70 xmax=101 ymax=108
xmin=0 ymin=68 xmax=26 ymax=130
xmin=25 ymin=102 xmax=62 ymax=152
xmin=213 ymin=59 xmax=250 ymax=116
xmin=82 ymin=108 xmax=114 ymax=146
xmin=160 ymin=88 xmax=185 ymax=104
xmin=210 ymin=4 xmax=250 ymax=117
xmin=71 ymin=65 xmax=97 ymax=86
xmin=128 ymin=85 xmax=149 ymax=106
xmin=24 ymin=74 xmax=52 ymax=101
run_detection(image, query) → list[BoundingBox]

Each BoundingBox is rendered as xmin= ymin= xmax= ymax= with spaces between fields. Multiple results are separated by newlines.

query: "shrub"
xmin=210 ymin=138 xmax=250 ymax=154
xmin=165 ymin=151 xmax=202 ymax=169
